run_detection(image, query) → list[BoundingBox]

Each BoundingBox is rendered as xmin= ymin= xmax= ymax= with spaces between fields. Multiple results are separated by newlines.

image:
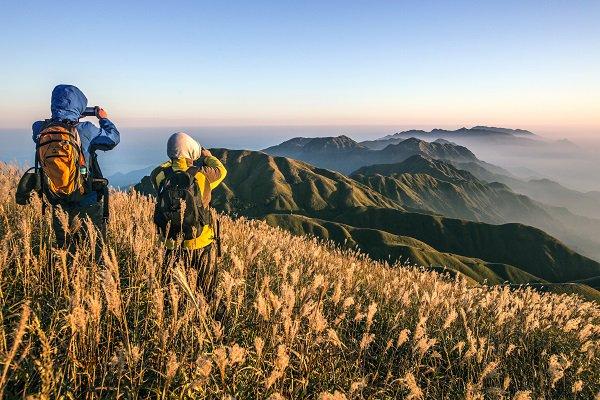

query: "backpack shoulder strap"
xmin=186 ymin=166 xmax=200 ymax=177
xmin=165 ymin=165 xmax=176 ymax=177
xmin=186 ymin=166 xmax=202 ymax=191
xmin=151 ymin=164 xmax=173 ymax=191
xmin=160 ymin=166 xmax=176 ymax=187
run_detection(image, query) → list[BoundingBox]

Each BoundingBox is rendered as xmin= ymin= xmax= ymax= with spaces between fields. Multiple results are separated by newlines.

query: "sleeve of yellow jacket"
xmin=193 ymin=155 xmax=227 ymax=204
xmin=197 ymin=155 xmax=227 ymax=190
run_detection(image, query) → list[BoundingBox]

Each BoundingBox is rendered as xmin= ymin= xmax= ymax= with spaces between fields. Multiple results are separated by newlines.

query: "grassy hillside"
xmin=264 ymin=214 xmax=548 ymax=286
xmin=265 ymin=214 xmax=600 ymax=302
xmin=1 ymin=164 xmax=599 ymax=398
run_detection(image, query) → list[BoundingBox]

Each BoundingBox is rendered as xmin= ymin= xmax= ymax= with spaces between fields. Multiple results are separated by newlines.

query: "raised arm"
xmin=198 ymin=150 xmax=227 ymax=189
xmin=89 ymin=118 xmax=120 ymax=151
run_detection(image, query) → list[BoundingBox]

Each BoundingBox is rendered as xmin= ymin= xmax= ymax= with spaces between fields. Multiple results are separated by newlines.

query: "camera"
xmin=81 ymin=106 xmax=99 ymax=117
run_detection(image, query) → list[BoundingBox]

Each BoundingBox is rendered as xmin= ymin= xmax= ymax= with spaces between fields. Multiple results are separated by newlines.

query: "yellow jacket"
xmin=151 ymin=156 xmax=227 ymax=250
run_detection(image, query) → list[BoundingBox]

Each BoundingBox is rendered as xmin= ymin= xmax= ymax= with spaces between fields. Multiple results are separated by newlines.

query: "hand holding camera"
xmin=96 ymin=108 xmax=108 ymax=119
xmin=82 ymin=106 xmax=108 ymax=119
xmin=201 ymin=148 xmax=213 ymax=158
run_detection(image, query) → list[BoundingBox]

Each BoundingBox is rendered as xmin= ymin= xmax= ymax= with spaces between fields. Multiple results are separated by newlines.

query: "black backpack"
xmin=153 ymin=166 xmax=211 ymax=240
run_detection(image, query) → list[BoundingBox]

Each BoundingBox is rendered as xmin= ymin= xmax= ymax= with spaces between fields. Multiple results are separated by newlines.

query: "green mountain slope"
xmin=264 ymin=213 xmax=546 ymax=285
xmin=351 ymin=156 xmax=541 ymax=224
xmin=137 ymin=149 xmax=400 ymax=216
xmin=265 ymin=214 xmax=600 ymax=301
xmin=326 ymin=207 xmax=600 ymax=284
xmin=350 ymin=156 xmax=600 ymax=260
xmin=353 ymin=154 xmax=477 ymax=182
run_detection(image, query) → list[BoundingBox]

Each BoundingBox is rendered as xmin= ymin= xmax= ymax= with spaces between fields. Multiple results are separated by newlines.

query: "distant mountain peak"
xmin=380 ymin=129 xmax=427 ymax=140
xmin=308 ymin=134 xmax=359 ymax=145
xmin=471 ymin=126 xmax=535 ymax=136
xmin=263 ymin=135 xmax=365 ymax=154
xmin=555 ymin=138 xmax=579 ymax=148
xmin=264 ymin=134 xmax=480 ymax=174
xmin=397 ymin=136 xmax=427 ymax=147
xmin=433 ymin=138 xmax=458 ymax=146
xmin=301 ymin=136 xmax=367 ymax=154
xmin=351 ymin=153 xmax=478 ymax=183
xmin=386 ymin=126 xmax=536 ymax=138
xmin=382 ymin=137 xmax=478 ymax=161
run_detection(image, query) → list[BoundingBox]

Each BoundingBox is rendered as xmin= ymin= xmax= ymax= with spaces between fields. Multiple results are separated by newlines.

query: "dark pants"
xmin=51 ymin=201 xmax=105 ymax=256
xmin=165 ymin=244 xmax=218 ymax=300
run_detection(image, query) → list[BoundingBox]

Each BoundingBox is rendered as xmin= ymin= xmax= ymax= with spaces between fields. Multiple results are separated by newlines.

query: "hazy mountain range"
xmin=452 ymin=163 xmax=600 ymax=219
xmin=361 ymin=126 xmax=558 ymax=149
xmin=260 ymin=133 xmax=600 ymax=219
xmin=357 ymin=125 xmax=598 ymax=192
xmin=263 ymin=135 xmax=485 ymax=174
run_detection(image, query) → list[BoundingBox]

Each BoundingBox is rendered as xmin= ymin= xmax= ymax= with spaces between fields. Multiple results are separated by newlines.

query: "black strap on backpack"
xmin=215 ymin=217 xmax=222 ymax=257
xmin=34 ymin=149 xmax=47 ymax=215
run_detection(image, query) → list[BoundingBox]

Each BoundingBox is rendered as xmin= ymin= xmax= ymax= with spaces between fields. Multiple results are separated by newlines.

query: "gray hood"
xmin=167 ymin=132 xmax=202 ymax=161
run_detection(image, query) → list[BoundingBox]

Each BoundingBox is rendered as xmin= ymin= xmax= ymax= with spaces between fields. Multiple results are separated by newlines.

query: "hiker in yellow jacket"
xmin=151 ymin=132 xmax=226 ymax=298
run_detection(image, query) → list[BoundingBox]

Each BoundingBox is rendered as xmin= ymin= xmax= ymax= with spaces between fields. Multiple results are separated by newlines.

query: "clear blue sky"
xmin=0 ymin=0 xmax=599 ymax=136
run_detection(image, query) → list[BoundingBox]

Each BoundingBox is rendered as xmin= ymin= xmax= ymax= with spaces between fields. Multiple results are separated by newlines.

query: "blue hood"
xmin=50 ymin=84 xmax=88 ymax=122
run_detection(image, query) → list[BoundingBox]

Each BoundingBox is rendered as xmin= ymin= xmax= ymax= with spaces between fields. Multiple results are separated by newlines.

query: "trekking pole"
xmin=34 ymin=151 xmax=47 ymax=216
xmin=91 ymin=151 xmax=109 ymax=242
xmin=101 ymin=185 xmax=109 ymax=242
xmin=216 ymin=219 xmax=222 ymax=258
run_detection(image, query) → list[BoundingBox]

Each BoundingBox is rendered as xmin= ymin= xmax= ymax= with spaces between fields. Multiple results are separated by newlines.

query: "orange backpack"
xmin=36 ymin=121 xmax=88 ymax=201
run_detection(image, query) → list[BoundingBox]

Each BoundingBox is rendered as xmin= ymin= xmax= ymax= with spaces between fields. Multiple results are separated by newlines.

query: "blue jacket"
xmin=32 ymin=85 xmax=120 ymax=206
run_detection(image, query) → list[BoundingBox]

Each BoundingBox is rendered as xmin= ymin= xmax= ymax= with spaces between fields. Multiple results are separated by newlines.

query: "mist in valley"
xmin=455 ymin=137 xmax=600 ymax=193
xmin=3 ymin=125 xmax=598 ymax=189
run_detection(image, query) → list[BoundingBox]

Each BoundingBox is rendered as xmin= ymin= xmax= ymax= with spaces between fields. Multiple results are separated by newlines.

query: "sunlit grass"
xmin=0 ymin=163 xmax=599 ymax=399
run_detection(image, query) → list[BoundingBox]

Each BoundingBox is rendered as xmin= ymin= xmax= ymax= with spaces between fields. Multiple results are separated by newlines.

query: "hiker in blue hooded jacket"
xmin=31 ymin=84 xmax=120 ymax=249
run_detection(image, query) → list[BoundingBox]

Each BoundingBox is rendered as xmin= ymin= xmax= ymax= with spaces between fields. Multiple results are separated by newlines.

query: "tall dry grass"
xmin=0 ymin=162 xmax=599 ymax=399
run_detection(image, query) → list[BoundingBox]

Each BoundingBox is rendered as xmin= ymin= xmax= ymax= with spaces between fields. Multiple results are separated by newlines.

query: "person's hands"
xmin=96 ymin=107 xmax=108 ymax=119
xmin=201 ymin=148 xmax=213 ymax=157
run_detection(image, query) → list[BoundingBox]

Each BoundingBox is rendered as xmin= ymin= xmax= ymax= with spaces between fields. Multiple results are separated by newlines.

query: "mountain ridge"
xmin=263 ymin=135 xmax=480 ymax=174
xmin=373 ymin=126 xmax=538 ymax=144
